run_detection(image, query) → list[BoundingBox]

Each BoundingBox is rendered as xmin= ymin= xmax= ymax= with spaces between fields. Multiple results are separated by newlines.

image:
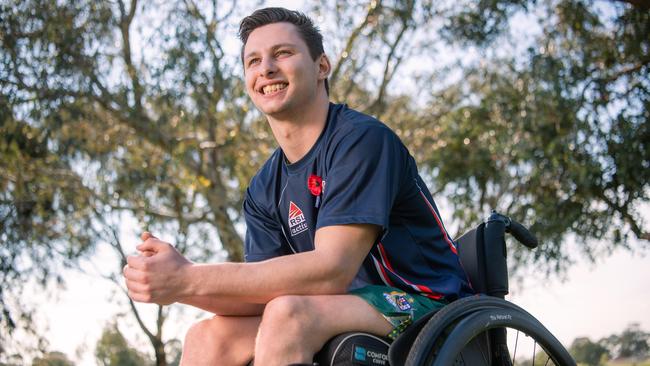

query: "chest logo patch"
xmin=288 ymin=201 xmax=308 ymax=236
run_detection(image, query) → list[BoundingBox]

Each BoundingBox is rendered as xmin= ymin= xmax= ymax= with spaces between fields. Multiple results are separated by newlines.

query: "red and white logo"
xmin=288 ymin=201 xmax=308 ymax=236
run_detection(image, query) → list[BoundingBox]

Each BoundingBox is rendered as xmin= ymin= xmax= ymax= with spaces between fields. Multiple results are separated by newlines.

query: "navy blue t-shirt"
xmin=243 ymin=103 xmax=473 ymax=301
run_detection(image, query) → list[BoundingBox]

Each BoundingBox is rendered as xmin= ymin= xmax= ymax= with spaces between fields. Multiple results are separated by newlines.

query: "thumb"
xmin=141 ymin=231 xmax=157 ymax=241
xmin=137 ymin=238 xmax=167 ymax=253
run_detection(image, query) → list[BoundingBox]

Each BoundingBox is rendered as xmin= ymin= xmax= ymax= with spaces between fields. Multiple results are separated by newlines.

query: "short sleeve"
xmin=243 ymin=189 xmax=290 ymax=262
xmin=316 ymin=126 xmax=405 ymax=230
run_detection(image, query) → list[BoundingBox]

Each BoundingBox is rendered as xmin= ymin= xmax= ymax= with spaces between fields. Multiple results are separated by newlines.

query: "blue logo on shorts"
xmin=354 ymin=346 xmax=366 ymax=361
xmin=396 ymin=295 xmax=412 ymax=311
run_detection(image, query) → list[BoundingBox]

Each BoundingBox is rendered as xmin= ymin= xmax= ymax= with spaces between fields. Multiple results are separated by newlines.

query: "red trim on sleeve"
xmin=418 ymin=191 xmax=458 ymax=255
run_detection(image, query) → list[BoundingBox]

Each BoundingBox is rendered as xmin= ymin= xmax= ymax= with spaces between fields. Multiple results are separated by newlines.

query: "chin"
xmin=258 ymin=99 xmax=293 ymax=117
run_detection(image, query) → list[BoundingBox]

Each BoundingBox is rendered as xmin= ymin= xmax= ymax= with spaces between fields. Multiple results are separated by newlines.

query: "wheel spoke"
xmin=404 ymin=297 xmax=575 ymax=366
xmin=532 ymin=341 xmax=537 ymax=366
xmin=512 ymin=330 xmax=519 ymax=364
xmin=478 ymin=333 xmax=490 ymax=365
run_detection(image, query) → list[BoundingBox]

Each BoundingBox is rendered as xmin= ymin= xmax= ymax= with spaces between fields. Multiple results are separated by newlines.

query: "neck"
xmin=267 ymin=90 xmax=329 ymax=164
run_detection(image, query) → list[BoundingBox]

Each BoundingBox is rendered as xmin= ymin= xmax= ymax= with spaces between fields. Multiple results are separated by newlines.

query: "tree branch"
xmin=368 ymin=18 xmax=411 ymax=117
xmin=117 ymin=0 xmax=143 ymax=111
xmin=330 ymin=0 xmax=383 ymax=89
xmin=108 ymin=203 xmax=210 ymax=225
xmin=126 ymin=291 xmax=158 ymax=343
xmin=598 ymin=191 xmax=650 ymax=242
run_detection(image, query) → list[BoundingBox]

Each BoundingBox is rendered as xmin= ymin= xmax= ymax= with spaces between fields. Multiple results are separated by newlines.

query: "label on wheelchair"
xmin=352 ymin=344 xmax=389 ymax=365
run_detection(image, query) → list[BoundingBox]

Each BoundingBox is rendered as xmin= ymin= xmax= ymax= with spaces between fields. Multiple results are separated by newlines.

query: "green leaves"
xmin=0 ymin=0 xmax=648 ymax=358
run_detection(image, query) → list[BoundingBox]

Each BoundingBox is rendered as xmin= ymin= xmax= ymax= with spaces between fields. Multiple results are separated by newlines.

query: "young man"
xmin=123 ymin=7 xmax=472 ymax=366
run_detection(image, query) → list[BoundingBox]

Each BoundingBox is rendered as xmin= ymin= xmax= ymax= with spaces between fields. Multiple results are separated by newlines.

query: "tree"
xmin=1 ymin=0 xmax=648 ymax=359
xmin=32 ymin=352 xmax=75 ymax=366
xmin=377 ymin=0 xmax=650 ymax=271
xmin=1 ymin=0 xmax=256 ymax=361
xmin=95 ymin=323 xmax=152 ymax=366
xmin=600 ymin=323 xmax=650 ymax=360
xmin=570 ymin=337 xmax=609 ymax=366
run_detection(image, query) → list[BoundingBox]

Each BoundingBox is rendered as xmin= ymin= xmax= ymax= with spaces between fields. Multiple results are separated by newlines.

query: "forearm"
xmin=183 ymin=251 xmax=352 ymax=304
xmin=178 ymin=295 xmax=265 ymax=316
xmin=124 ymin=225 xmax=377 ymax=306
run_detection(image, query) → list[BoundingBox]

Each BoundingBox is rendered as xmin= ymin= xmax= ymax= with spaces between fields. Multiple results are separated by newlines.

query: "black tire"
xmin=405 ymin=296 xmax=576 ymax=366
xmin=405 ymin=295 xmax=507 ymax=366
xmin=433 ymin=307 xmax=575 ymax=366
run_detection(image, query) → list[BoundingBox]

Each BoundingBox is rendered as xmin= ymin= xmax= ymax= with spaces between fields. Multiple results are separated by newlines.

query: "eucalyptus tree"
xmin=1 ymin=0 xmax=648 ymax=362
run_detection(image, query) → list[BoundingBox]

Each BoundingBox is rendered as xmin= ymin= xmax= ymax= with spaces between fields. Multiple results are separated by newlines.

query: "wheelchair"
xmin=313 ymin=211 xmax=577 ymax=366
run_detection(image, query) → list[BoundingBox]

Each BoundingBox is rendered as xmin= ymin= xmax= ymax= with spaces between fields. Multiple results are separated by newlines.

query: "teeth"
xmin=262 ymin=83 xmax=287 ymax=95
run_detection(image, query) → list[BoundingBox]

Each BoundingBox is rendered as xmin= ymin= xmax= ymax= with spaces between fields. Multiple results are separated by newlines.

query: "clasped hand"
xmin=123 ymin=232 xmax=192 ymax=305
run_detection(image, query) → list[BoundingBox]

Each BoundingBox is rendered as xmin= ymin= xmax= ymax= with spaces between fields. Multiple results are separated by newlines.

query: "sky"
xmin=14 ymin=0 xmax=650 ymax=364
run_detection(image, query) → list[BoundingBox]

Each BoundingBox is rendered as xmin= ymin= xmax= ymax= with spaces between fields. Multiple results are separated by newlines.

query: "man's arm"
xmin=123 ymin=223 xmax=380 ymax=306
xmin=177 ymin=295 xmax=265 ymax=316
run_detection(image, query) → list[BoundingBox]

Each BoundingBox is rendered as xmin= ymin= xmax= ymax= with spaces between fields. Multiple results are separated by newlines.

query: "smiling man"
xmin=123 ymin=7 xmax=472 ymax=366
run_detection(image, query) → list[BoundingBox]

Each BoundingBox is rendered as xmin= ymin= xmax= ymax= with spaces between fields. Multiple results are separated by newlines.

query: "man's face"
xmin=243 ymin=22 xmax=324 ymax=117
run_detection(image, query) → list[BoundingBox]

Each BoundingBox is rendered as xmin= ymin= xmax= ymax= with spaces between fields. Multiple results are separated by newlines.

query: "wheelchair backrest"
xmin=455 ymin=222 xmax=509 ymax=298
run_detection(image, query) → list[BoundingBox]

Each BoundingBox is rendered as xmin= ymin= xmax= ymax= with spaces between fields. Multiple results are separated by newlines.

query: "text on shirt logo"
xmin=288 ymin=201 xmax=308 ymax=236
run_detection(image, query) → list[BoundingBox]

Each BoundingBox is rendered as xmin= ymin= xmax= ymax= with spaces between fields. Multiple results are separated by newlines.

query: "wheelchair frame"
xmin=314 ymin=211 xmax=576 ymax=366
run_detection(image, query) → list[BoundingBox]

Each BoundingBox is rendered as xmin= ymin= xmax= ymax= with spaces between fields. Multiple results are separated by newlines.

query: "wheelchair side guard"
xmin=314 ymin=332 xmax=391 ymax=366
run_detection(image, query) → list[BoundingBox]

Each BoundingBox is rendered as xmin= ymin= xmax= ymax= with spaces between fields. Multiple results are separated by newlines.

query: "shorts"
xmin=350 ymin=285 xmax=447 ymax=340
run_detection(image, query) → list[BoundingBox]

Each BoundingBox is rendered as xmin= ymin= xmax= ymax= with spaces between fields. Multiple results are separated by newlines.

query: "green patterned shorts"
xmin=350 ymin=285 xmax=447 ymax=340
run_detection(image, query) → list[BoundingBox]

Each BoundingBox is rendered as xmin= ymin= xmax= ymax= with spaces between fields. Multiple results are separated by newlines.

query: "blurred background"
xmin=1 ymin=0 xmax=648 ymax=365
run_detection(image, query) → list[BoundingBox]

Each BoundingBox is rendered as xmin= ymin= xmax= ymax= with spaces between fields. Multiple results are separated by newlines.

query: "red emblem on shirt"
xmin=288 ymin=201 xmax=308 ymax=236
xmin=308 ymin=174 xmax=323 ymax=196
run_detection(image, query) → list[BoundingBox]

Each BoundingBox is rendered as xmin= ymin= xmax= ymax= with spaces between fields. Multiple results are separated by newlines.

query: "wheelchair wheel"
xmin=405 ymin=296 xmax=575 ymax=366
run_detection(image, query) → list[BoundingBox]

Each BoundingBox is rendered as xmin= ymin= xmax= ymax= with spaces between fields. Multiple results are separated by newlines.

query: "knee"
xmin=183 ymin=317 xmax=230 ymax=352
xmin=261 ymin=295 xmax=315 ymax=334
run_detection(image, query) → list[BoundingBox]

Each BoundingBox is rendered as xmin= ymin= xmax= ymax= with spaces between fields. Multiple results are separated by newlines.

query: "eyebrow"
xmin=243 ymin=43 xmax=298 ymax=61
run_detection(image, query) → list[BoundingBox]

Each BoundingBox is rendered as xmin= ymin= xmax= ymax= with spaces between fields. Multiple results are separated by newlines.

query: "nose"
xmin=259 ymin=57 xmax=277 ymax=77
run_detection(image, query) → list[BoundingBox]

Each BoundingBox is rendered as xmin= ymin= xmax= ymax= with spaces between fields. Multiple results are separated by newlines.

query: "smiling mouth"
xmin=260 ymin=83 xmax=288 ymax=95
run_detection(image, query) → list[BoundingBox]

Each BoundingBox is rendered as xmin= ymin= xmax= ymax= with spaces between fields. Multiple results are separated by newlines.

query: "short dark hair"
xmin=239 ymin=7 xmax=329 ymax=94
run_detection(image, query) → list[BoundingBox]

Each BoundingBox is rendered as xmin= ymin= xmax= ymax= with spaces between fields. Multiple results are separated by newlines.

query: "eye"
xmin=247 ymin=58 xmax=260 ymax=67
xmin=276 ymin=49 xmax=292 ymax=57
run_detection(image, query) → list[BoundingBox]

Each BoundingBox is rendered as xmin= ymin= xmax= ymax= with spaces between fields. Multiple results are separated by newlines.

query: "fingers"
xmin=123 ymin=265 xmax=154 ymax=303
xmin=140 ymin=249 xmax=155 ymax=257
xmin=128 ymin=289 xmax=154 ymax=303
xmin=126 ymin=254 xmax=150 ymax=271
xmin=136 ymin=237 xmax=170 ymax=253
xmin=123 ymin=264 xmax=146 ymax=282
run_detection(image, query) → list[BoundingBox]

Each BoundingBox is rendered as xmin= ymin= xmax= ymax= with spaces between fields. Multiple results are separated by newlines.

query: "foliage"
xmin=387 ymin=0 xmax=650 ymax=271
xmin=0 ymin=0 xmax=648 ymax=359
xmin=600 ymin=323 xmax=650 ymax=360
xmin=570 ymin=337 xmax=610 ymax=366
xmin=568 ymin=324 xmax=650 ymax=365
xmin=95 ymin=323 xmax=152 ymax=366
xmin=32 ymin=352 xmax=75 ymax=366
xmin=517 ymin=348 xmax=554 ymax=366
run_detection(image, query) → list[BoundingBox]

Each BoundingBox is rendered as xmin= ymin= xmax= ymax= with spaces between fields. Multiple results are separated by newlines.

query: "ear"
xmin=317 ymin=53 xmax=331 ymax=81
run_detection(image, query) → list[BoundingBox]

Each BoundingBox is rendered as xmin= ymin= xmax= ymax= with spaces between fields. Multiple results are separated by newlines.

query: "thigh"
xmin=263 ymin=294 xmax=393 ymax=342
xmin=307 ymin=294 xmax=393 ymax=337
